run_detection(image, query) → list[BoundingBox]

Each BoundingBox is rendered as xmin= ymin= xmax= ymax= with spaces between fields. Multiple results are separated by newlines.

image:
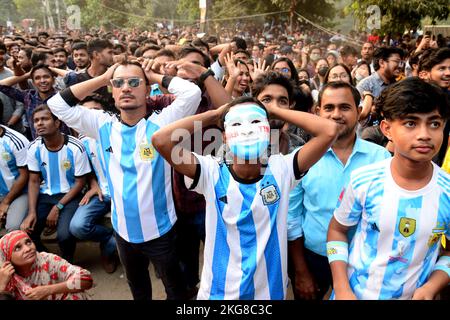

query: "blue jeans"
xmin=69 ymin=195 xmax=116 ymax=257
xmin=30 ymin=193 xmax=80 ymax=262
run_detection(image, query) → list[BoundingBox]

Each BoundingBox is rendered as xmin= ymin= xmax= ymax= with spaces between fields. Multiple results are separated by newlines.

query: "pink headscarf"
xmin=0 ymin=230 xmax=31 ymax=262
xmin=0 ymin=230 xmax=92 ymax=300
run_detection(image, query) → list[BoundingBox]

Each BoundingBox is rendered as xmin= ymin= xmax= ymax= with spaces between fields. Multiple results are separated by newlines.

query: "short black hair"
xmin=418 ymin=48 xmax=450 ymax=72
xmin=179 ymin=46 xmax=211 ymax=68
xmin=192 ymin=38 xmax=209 ymax=52
xmin=375 ymin=77 xmax=450 ymax=120
xmin=252 ymin=71 xmax=294 ymax=104
xmin=232 ymin=37 xmax=247 ymax=50
xmin=373 ymin=47 xmax=405 ymax=71
xmin=30 ymin=64 xmax=54 ymax=79
xmin=38 ymin=31 xmax=49 ymax=38
xmin=318 ymin=81 xmax=361 ymax=108
xmin=52 ymin=47 xmax=68 ymax=56
xmin=72 ymin=42 xmax=87 ymax=52
xmin=87 ymin=39 xmax=113 ymax=58
xmin=0 ymin=42 xmax=6 ymax=52
xmin=340 ymin=45 xmax=358 ymax=58
xmin=30 ymin=51 xmax=53 ymax=67
xmin=32 ymin=104 xmax=58 ymax=121
xmin=155 ymin=49 xmax=176 ymax=60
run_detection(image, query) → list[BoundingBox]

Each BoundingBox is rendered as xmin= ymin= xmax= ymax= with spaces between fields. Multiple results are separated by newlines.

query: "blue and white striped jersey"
xmin=47 ymin=77 xmax=202 ymax=243
xmin=188 ymin=151 xmax=302 ymax=300
xmin=79 ymin=134 xmax=110 ymax=197
xmin=0 ymin=125 xmax=29 ymax=196
xmin=334 ymin=158 xmax=450 ymax=300
xmin=27 ymin=135 xmax=91 ymax=195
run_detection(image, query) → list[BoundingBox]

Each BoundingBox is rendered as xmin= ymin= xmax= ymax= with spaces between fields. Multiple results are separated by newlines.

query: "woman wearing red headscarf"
xmin=0 ymin=230 xmax=93 ymax=300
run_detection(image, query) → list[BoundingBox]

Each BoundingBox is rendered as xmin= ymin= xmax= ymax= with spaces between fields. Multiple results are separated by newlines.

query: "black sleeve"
xmin=60 ymin=88 xmax=81 ymax=107
xmin=161 ymin=76 xmax=174 ymax=90
xmin=293 ymin=149 xmax=307 ymax=180
xmin=187 ymin=163 xmax=201 ymax=190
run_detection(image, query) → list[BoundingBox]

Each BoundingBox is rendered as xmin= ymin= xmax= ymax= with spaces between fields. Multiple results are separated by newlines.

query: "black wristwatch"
xmin=199 ymin=69 xmax=215 ymax=86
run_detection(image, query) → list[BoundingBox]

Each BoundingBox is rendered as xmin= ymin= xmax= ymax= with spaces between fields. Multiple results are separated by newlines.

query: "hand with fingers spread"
xmin=250 ymin=59 xmax=269 ymax=81
xmin=224 ymin=53 xmax=239 ymax=79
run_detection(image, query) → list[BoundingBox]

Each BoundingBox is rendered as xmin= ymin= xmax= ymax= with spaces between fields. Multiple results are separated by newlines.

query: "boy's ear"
xmin=379 ymin=119 xmax=392 ymax=141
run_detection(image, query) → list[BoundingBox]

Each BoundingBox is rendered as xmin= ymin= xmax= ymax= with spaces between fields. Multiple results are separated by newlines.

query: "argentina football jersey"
xmin=0 ymin=126 xmax=29 ymax=196
xmin=27 ymin=135 xmax=91 ymax=195
xmin=79 ymin=135 xmax=110 ymax=197
xmin=187 ymin=151 xmax=302 ymax=300
xmin=48 ymin=77 xmax=202 ymax=243
xmin=334 ymin=158 xmax=450 ymax=300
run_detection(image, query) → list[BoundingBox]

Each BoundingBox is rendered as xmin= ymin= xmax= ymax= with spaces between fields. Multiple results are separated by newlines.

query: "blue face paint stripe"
xmin=120 ymin=125 xmax=143 ymax=242
xmin=379 ymin=196 xmax=422 ymax=299
xmin=209 ymin=165 xmax=231 ymax=299
xmin=48 ymin=151 xmax=61 ymax=194
xmin=237 ymin=183 xmax=257 ymax=300
xmin=224 ymin=105 xmax=267 ymax=123
xmin=260 ymin=167 xmax=284 ymax=299
xmin=147 ymin=121 xmax=171 ymax=235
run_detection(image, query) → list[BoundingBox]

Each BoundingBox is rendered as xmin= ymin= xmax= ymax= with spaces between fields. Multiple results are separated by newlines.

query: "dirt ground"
xmin=48 ymin=240 xmax=294 ymax=300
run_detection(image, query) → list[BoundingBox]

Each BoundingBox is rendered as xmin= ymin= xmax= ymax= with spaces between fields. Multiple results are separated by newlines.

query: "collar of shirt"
xmin=326 ymin=136 xmax=371 ymax=167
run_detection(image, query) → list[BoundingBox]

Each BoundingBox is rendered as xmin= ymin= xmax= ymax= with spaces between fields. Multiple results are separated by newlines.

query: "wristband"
xmin=326 ymin=241 xmax=349 ymax=264
xmin=433 ymin=255 xmax=450 ymax=278
xmin=56 ymin=202 xmax=64 ymax=210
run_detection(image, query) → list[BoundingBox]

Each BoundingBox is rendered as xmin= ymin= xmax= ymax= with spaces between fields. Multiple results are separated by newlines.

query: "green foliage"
xmin=346 ymin=0 xmax=450 ymax=34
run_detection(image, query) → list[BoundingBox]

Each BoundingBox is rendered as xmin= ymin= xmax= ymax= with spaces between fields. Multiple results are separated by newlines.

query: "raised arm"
xmin=268 ymin=106 xmax=338 ymax=173
xmin=152 ymin=106 xmax=223 ymax=179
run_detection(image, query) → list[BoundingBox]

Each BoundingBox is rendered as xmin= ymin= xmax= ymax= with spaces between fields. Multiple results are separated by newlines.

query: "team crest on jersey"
xmin=399 ymin=217 xmax=416 ymax=238
xmin=62 ymin=160 xmax=72 ymax=170
xmin=1 ymin=152 xmax=11 ymax=162
xmin=260 ymin=184 xmax=280 ymax=206
xmin=139 ymin=142 xmax=155 ymax=161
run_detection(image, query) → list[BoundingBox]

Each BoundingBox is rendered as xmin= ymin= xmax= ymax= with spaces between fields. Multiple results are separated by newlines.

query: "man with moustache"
xmin=287 ymin=82 xmax=391 ymax=300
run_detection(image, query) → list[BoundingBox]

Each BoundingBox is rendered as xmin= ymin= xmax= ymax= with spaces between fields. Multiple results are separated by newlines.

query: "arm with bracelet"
xmin=326 ymin=178 xmax=363 ymax=300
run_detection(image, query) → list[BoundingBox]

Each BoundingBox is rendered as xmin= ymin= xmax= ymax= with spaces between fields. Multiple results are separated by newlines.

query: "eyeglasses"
xmin=276 ymin=67 xmax=291 ymax=74
xmin=330 ymin=73 xmax=350 ymax=80
xmin=387 ymin=59 xmax=405 ymax=67
xmin=110 ymin=77 xmax=144 ymax=88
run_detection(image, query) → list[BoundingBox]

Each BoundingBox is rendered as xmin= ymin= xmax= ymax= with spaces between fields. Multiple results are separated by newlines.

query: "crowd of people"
xmin=0 ymin=20 xmax=448 ymax=300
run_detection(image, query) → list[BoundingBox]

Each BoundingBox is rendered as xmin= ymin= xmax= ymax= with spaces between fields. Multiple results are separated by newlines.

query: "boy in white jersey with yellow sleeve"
xmin=152 ymin=96 xmax=338 ymax=299
xmin=327 ymin=78 xmax=450 ymax=300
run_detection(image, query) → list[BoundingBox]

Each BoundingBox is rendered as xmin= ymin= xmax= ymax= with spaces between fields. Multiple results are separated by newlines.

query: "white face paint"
xmin=224 ymin=103 xmax=270 ymax=160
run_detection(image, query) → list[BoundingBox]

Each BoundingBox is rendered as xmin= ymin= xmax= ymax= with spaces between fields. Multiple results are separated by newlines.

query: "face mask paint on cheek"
xmin=224 ymin=104 xmax=270 ymax=160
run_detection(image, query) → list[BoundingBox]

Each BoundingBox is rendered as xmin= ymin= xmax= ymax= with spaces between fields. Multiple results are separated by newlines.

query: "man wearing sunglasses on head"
xmin=47 ymin=58 xmax=202 ymax=300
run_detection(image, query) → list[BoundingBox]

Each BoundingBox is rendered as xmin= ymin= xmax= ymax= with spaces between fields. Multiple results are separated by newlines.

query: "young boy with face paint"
xmin=152 ymin=96 xmax=338 ymax=299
